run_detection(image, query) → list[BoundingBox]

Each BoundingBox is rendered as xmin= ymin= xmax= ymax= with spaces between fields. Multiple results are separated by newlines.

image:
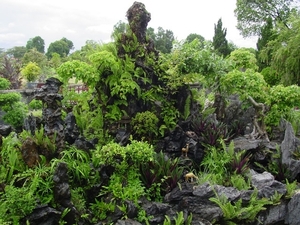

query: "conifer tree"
xmin=213 ymin=18 xmax=230 ymax=57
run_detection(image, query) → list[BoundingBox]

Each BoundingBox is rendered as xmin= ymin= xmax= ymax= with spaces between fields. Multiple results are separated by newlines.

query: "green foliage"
xmin=131 ymin=111 xmax=159 ymax=140
xmin=5 ymin=46 xmax=27 ymax=59
xmin=199 ymin=141 xmax=250 ymax=187
xmin=200 ymin=145 xmax=232 ymax=185
xmin=230 ymin=173 xmax=251 ymax=191
xmin=260 ymin=11 xmax=300 ymax=86
xmin=256 ymin=17 xmax=277 ymax=71
xmin=221 ymin=69 xmax=267 ymax=102
xmin=101 ymin=169 xmax=145 ymax=202
xmin=90 ymin=199 xmax=115 ymax=222
xmin=0 ymin=132 xmax=25 ymax=184
xmin=234 ymin=0 xmax=293 ymax=37
xmin=261 ymin=66 xmax=280 ymax=86
xmin=160 ymin=102 xmax=180 ymax=133
xmin=46 ymin=37 xmax=74 ymax=58
xmin=65 ymin=90 xmax=106 ymax=142
xmin=56 ymin=60 xmax=96 ymax=86
xmin=213 ymin=18 xmax=231 ymax=57
xmin=0 ymin=182 xmax=37 ymax=224
xmin=3 ymin=101 xmax=28 ymax=129
xmin=185 ymin=33 xmax=205 ymax=44
xmin=92 ymin=140 xmax=154 ymax=170
xmin=71 ymin=187 xmax=88 ymax=217
xmin=163 ymin=211 xmax=193 ymax=225
xmin=28 ymin=99 xmax=43 ymax=110
xmin=19 ymin=126 xmax=57 ymax=158
xmin=164 ymin=40 xmax=229 ymax=90
xmin=0 ymin=92 xmax=21 ymax=108
xmin=265 ymin=85 xmax=300 ymax=126
xmin=21 ymin=62 xmax=41 ymax=82
xmin=140 ymin=151 xmax=185 ymax=200
xmin=147 ymin=26 xmax=175 ymax=53
xmin=26 ymin=36 xmax=45 ymax=53
xmin=58 ymin=146 xmax=94 ymax=185
xmin=228 ymin=49 xmax=258 ymax=71
xmin=22 ymin=48 xmax=48 ymax=69
xmin=210 ymin=190 xmax=271 ymax=223
xmin=285 ymin=179 xmax=298 ymax=199
xmin=287 ymin=109 xmax=300 ymax=136
xmin=0 ymin=77 xmax=10 ymax=90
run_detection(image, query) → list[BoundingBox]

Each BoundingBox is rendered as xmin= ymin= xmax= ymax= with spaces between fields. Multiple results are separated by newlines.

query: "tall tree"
xmin=22 ymin=48 xmax=47 ymax=68
xmin=46 ymin=37 xmax=74 ymax=58
xmin=212 ymin=18 xmax=230 ymax=57
xmin=256 ymin=17 xmax=277 ymax=70
xmin=185 ymin=33 xmax=205 ymax=44
xmin=111 ymin=20 xmax=127 ymax=40
xmin=234 ymin=0 xmax=294 ymax=37
xmin=26 ymin=36 xmax=45 ymax=53
xmin=5 ymin=46 xmax=27 ymax=59
xmin=146 ymin=27 xmax=174 ymax=53
xmin=264 ymin=11 xmax=300 ymax=85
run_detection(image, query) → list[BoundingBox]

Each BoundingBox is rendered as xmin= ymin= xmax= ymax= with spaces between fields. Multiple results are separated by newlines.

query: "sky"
xmin=0 ymin=0 xmax=258 ymax=51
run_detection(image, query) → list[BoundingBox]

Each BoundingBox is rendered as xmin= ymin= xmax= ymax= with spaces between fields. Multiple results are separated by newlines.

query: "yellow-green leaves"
xmin=21 ymin=62 xmax=41 ymax=82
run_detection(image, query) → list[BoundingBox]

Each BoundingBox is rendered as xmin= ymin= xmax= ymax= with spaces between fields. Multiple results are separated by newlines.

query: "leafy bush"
xmin=21 ymin=62 xmax=41 ymax=82
xmin=0 ymin=80 xmax=28 ymax=129
xmin=131 ymin=111 xmax=159 ymax=141
xmin=0 ymin=77 xmax=10 ymax=90
xmin=220 ymin=69 xmax=268 ymax=103
xmin=92 ymin=139 xmax=154 ymax=170
xmin=261 ymin=66 xmax=280 ymax=86
xmin=199 ymin=141 xmax=250 ymax=186
xmin=28 ymin=99 xmax=43 ymax=110
xmin=2 ymin=102 xmax=27 ymax=129
xmin=266 ymin=85 xmax=300 ymax=127
xmin=228 ymin=48 xmax=258 ymax=71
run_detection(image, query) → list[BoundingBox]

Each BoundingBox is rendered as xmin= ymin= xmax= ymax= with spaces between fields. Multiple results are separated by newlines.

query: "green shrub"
xmin=131 ymin=111 xmax=159 ymax=141
xmin=261 ymin=66 xmax=280 ymax=86
xmin=28 ymin=99 xmax=43 ymax=110
xmin=21 ymin=62 xmax=41 ymax=82
xmin=0 ymin=77 xmax=10 ymax=90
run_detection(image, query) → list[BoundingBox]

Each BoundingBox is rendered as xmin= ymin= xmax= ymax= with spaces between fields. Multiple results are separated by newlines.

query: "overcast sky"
xmin=0 ymin=0 xmax=257 ymax=51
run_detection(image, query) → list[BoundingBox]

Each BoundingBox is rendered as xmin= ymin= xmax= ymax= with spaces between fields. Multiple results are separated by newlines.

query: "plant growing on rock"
xmin=130 ymin=111 xmax=159 ymax=141
xmin=199 ymin=141 xmax=250 ymax=187
xmin=140 ymin=151 xmax=185 ymax=200
xmin=191 ymin=114 xmax=230 ymax=148
xmin=0 ymin=77 xmax=28 ymax=130
xmin=209 ymin=190 xmax=271 ymax=224
xmin=0 ymin=132 xmax=25 ymax=184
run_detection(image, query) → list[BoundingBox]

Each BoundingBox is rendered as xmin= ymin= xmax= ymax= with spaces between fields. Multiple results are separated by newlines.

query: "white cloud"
xmin=86 ymin=25 xmax=112 ymax=33
xmin=0 ymin=0 xmax=257 ymax=50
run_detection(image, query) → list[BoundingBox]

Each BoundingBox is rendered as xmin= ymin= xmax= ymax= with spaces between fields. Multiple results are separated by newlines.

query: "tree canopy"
xmin=262 ymin=10 xmax=300 ymax=85
xmin=146 ymin=27 xmax=174 ymax=53
xmin=46 ymin=37 xmax=74 ymax=58
xmin=26 ymin=36 xmax=45 ymax=53
xmin=5 ymin=46 xmax=27 ymax=59
xmin=234 ymin=0 xmax=294 ymax=37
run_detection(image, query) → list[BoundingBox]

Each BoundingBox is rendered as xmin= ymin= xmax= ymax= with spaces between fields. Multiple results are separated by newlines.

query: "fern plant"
xmin=209 ymin=189 xmax=271 ymax=223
